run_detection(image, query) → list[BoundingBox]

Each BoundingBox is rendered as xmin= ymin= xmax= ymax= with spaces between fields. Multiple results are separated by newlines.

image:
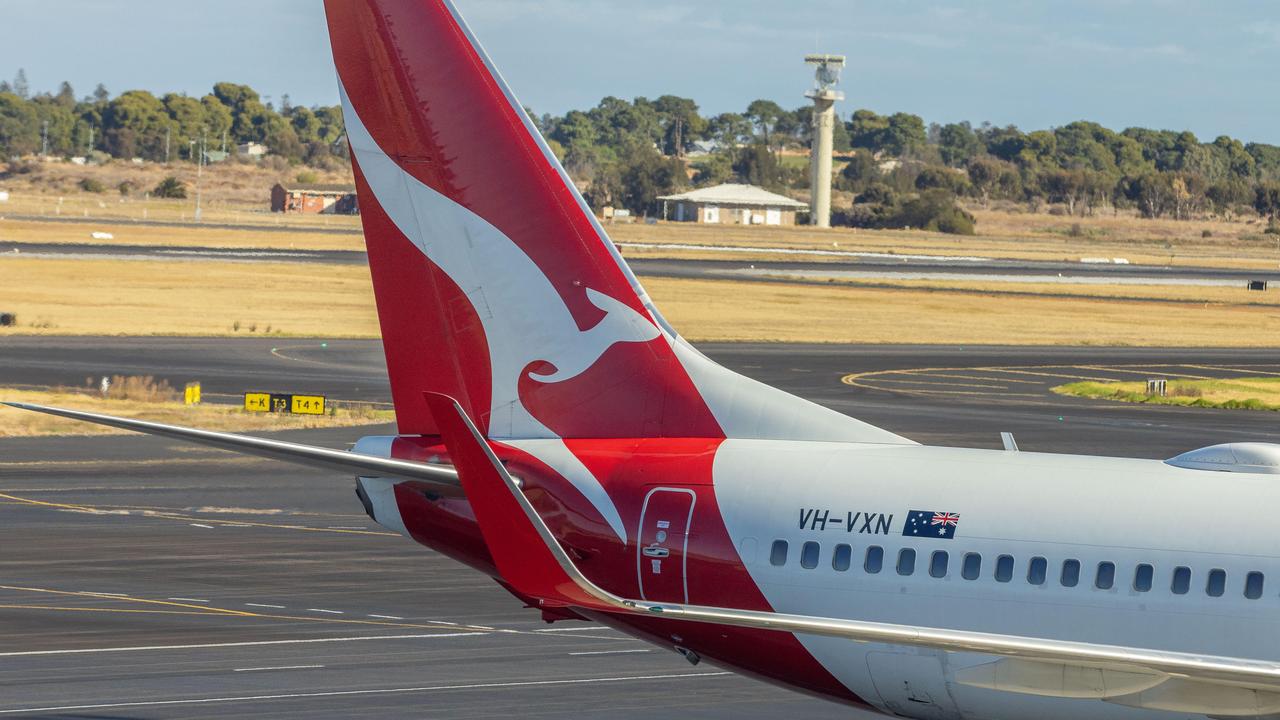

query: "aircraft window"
xmin=1171 ymin=566 xmax=1191 ymax=595
xmin=995 ymin=555 xmax=1014 ymax=583
xmin=962 ymin=553 xmax=981 ymax=580
xmin=1245 ymin=571 xmax=1264 ymax=600
xmin=1207 ymin=569 xmax=1226 ymax=597
xmin=1060 ymin=559 xmax=1080 ymax=587
xmin=800 ymin=541 xmax=820 ymax=569
xmin=769 ymin=540 xmax=788 ymax=567
xmin=1134 ymin=564 xmax=1154 ymax=592
xmin=832 ymin=544 xmax=852 ymax=572
xmin=865 ymin=546 xmax=884 ymax=574
xmin=897 ymin=548 xmax=916 ymax=576
xmin=1095 ymin=562 xmax=1115 ymax=590
xmin=1027 ymin=556 xmax=1047 ymax=585
xmin=929 ymin=551 xmax=949 ymax=578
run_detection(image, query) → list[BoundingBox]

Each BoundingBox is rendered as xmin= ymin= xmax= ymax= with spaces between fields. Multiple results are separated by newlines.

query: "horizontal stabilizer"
xmin=1 ymin=402 xmax=459 ymax=486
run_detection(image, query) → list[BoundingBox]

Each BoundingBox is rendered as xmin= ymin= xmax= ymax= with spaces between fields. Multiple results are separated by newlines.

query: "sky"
xmin=4 ymin=1 xmax=1280 ymax=144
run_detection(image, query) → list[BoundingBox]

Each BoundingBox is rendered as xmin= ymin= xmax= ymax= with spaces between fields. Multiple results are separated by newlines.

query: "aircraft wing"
xmin=1 ymin=401 xmax=460 ymax=488
xmin=423 ymin=392 xmax=1280 ymax=716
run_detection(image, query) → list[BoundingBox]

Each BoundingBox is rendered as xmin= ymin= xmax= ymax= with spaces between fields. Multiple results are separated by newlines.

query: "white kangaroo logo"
xmin=529 ymin=288 xmax=660 ymax=383
xmin=342 ymin=82 xmax=653 ymax=541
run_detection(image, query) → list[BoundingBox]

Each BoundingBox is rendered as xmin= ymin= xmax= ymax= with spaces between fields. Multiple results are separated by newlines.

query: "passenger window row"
xmin=767 ymin=540 xmax=1266 ymax=600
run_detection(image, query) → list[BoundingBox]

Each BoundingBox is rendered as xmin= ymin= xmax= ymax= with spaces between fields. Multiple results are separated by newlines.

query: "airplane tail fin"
xmin=325 ymin=0 xmax=909 ymax=445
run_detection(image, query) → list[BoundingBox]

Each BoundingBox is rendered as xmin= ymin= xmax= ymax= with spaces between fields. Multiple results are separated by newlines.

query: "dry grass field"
xmin=0 ymin=159 xmax=361 ymax=230
xmin=750 ymin=273 xmax=1280 ymax=306
xmin=0 ymin=218 xmax=363 ymax=251
xmin=609 ymin=212 xmax=1280 ymax=271
xmin=6 ymin=208 xmax=1277 ymax=273
xmin=3 ymin=255 xmax=1279 ymax=346
xmin=5 ymin=158 xmax=1279 ymax=271
xmin=0 ymin=256 xmax=381 ymax=336
xmin=649 ymin=276 xmax=1280 ymax=346
xmin=4 ymin=162 xmax=1279 ymax=347
xmin=0 ymin=386 xmax=394 ymax=437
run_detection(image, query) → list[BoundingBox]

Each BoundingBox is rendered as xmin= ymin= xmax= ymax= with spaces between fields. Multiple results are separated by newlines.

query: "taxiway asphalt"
xmin=5 ymin=240 xmax=1276 ymax=288
xmin=1 ymin=338 xmax=1277 ymax=717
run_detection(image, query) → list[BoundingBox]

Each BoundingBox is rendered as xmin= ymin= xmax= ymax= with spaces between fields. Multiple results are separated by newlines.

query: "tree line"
xmin=0 ymin=70 xmax=346 ymax=167
xmin=6 ymin=68 xmax=1280 ymax=230
xmin=533 ymin=95 xmax=1280 ymax=230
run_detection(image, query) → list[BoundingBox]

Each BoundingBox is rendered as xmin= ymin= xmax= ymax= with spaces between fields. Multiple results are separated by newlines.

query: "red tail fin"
xmin=325 ymin=0 xmax=909 ymax=446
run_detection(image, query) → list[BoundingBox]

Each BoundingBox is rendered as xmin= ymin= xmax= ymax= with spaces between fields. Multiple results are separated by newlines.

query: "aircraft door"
xmin=636 ymin=487 xmax=695 ymax=604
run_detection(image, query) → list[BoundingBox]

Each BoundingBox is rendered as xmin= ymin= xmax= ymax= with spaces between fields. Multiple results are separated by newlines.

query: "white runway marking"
xmin=245 ymin=603 xmax=285 ymax=609
xmin=368 ymin=614 xmax=403 ymax=620
xmin=569 ymin=649 xmax=651 ymax=656
xmin=0 ymin=632 xmax=487 ymax=658
xmin=326 ymin=526 xmax=367 ymax=530
xmin=233 ymin=664 xmax=325 ymax=672
xmin=307 ymin=608 xmax=344 ymax=614
xmin=92 ymin=592 xmax=130 ymax=597
xmin=167 ymin=598 xmax=209 ymax=603
xmin=0 ymin=672 xmax=732 ymax=714
xmin=189 ymin=523 xmax=214 ymax=529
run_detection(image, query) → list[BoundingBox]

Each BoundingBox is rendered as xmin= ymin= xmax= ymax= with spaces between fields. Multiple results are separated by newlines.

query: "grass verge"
xmin=1052 ymin=378 xmax=1280 ymax=411
xmin=0 ymin=386 xmax=395 ymax=437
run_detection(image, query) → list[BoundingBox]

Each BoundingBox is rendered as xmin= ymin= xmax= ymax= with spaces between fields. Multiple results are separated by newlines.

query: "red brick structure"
xmin=270 ymin=184 xmax=360 ymax=214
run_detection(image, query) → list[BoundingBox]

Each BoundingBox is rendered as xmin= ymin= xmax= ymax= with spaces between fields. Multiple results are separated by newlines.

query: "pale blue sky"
xmin=3 ymin=1 xmax=1279 ymax=143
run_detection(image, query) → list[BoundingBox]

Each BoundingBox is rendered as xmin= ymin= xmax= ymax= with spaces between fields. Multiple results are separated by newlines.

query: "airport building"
xmin=270 ymin=183 xmax=360 ymax=215
xmin=657 ymin=183 xmax=807 ymax=226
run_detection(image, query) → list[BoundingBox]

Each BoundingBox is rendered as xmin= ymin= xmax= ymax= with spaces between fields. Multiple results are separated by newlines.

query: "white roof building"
xmin=657 ymin=183 xmax=807 ymax=225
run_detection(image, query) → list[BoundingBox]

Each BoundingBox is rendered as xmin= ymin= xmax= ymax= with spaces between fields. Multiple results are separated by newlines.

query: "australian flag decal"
xmin=903 ymin=510 xmax=959 ymax=539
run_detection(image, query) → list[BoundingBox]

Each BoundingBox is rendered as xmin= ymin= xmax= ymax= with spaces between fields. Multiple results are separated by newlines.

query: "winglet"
xmin=423 ymin=392 xmax=623 ymax=610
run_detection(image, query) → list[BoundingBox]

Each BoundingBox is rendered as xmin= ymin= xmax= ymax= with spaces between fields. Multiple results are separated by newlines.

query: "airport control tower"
xmin=805 ymin=54 xmax=845 ymax=228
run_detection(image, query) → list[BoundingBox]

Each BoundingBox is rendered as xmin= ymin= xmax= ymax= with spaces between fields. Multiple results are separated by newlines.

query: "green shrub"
xmin=78 ymin=177 xmax=105 ymax=193
xmin=152 ymin=176 xmax=187 ymax=199
xmin=854 ymin=183 xmax=897 ymax=206
xmin=890 ymin=190 xmax=976 ymax=235
xmin=295 ymin=170 xmax=319 ymax=184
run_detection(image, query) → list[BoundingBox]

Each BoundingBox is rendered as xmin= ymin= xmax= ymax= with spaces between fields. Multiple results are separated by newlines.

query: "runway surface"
xmin=2 ymin=337 xmax=1279 ymax=717
xmin=5 ymin=240 xmax=1276 ymax=287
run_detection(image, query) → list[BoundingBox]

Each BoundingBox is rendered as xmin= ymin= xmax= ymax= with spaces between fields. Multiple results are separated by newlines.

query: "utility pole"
xmin=804 ymin=54 xmax=845 ymax=228
xmin=87 ymin=125 xmax=95 ymax=154
xmin=40 ymin=120 xmax=48 ymax=157
xmin=194 ymin=129 xmax=205 ymax=223
xmin=164 ymin=126 xmax=171 ymax=164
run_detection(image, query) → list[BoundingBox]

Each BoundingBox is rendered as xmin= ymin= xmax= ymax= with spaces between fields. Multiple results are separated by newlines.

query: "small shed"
xmin=271 ymin=184 xmax=359 ymax=215
xmin=657 ymin=183 xmax=807 ymax=225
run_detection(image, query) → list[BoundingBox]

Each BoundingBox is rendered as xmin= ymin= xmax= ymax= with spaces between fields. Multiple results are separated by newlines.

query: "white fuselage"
xmin=714 ymin=440 xmax=1280 ymax=720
